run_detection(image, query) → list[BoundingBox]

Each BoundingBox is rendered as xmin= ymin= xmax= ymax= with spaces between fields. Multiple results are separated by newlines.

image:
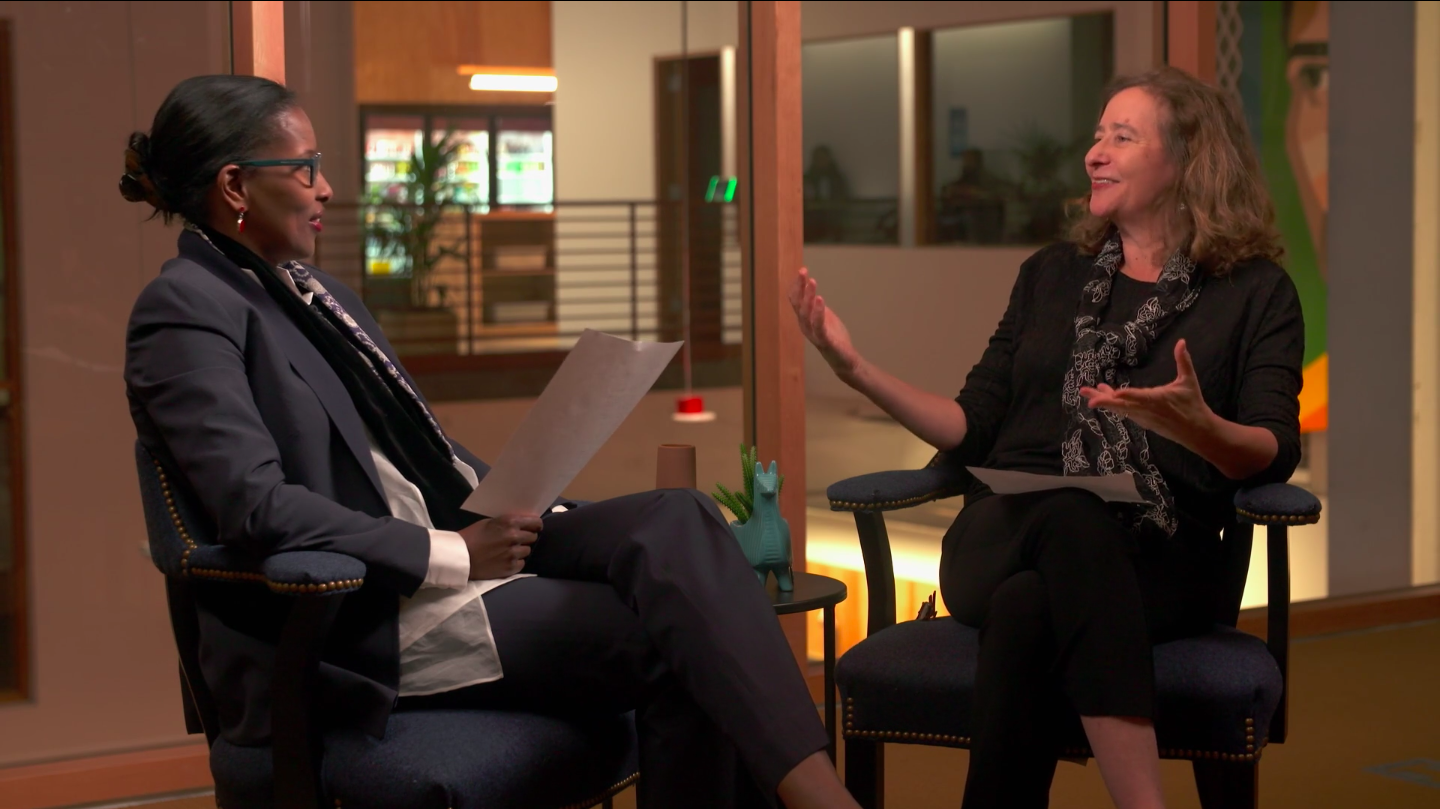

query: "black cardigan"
xmin=953 ymin=242 xmax=1305 ymax=536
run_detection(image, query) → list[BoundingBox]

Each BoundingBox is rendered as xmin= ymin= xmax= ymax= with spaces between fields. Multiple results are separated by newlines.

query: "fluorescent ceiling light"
xmin=469 ymin=74 xmax=557 ymax=92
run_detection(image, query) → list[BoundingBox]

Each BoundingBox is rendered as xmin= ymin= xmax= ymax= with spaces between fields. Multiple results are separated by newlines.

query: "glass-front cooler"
xmin=496 ymin=117 xmax=554 ymax=209
xmin=434 ymin=116 xmax=491 ymax=208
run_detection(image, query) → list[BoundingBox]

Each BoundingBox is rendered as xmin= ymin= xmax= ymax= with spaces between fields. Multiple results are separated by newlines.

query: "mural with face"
xmin=1238 ymin=0 xmax=1330 ymax=433
xmin=1285 ymin=1 xmax=1329 ymax=283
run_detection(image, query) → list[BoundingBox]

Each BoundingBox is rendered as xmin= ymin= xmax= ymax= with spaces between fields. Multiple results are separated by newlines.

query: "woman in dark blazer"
xmin=795 ymin=67 xmax=1304 ymax=809
xmin=122 ymin=74 xmax=857 ymax=809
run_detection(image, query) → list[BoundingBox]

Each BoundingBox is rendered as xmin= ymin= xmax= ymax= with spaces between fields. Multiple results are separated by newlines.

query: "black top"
xmin=953 ymin=242 xmax=1305 ymax=536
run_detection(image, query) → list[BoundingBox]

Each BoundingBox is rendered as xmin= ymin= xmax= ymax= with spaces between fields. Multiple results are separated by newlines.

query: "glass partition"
xmin=801 ymin=34 xmax=900 ymax=245
xmin=929 ymin=12 xmax=1113 ymax=246
xmin=289 ymin=0 xmax=751 ymax=529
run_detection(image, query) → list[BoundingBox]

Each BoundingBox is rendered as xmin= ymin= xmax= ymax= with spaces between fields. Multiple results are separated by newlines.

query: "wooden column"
xmin=1166 ymin=0 xmax=1217 ymax=83
xmin=738 ymin=0 xmax=808 ymax=663
xmin=913 ymin=29 xmax=934 ymax=245
xmin=232 ymin=0 xmax=286 ymax=83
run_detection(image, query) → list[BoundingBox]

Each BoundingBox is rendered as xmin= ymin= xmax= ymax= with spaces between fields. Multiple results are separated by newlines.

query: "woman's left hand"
xmin=1079 ymin=339 xmax=1215 ymax=448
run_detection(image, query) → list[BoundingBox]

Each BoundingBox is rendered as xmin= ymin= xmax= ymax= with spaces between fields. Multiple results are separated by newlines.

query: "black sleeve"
xmin=951 ymin=249 xmax=1038 ymax=463
xmin=1236 ymin=270 xmax=1306 ymax=487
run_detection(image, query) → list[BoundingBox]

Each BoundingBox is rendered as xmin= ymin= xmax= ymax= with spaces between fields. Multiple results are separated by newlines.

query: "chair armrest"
xmin=186 ymin=546 xmax=366 ymax=595
xmin=1234 ymin=483 xmax=1322 ymax=526
xmin=1231 ymin=481 xmax=1319 ymax=746
xmin=827 ymin=461 xmax=971 ymax=513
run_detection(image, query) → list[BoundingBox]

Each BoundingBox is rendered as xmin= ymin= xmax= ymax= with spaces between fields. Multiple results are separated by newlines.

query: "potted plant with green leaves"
xmin=365 ymin=129 xmax=466 ymax=355
xmin=1004 ymin=122 xmax=1092 ymax=244
xmin=712 ymin=444 xmax=794 ymax=591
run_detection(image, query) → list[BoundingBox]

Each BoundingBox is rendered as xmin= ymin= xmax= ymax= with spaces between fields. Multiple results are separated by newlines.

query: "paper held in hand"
xmin=965 ymin=466 xmax=1148 ymax=503
xmin=462 ymin=330 xmax=683 ymax=517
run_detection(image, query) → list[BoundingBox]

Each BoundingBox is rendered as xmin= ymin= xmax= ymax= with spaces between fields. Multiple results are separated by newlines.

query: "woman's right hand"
xmin=459 ymin=514 xmax=543 ymax=580
xmin=789 ymin=267 xmax=862 ymax=378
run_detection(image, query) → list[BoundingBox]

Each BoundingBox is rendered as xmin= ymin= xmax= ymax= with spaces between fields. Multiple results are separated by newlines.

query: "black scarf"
xmin=196 ymin=225 xmax=475 ymax=530
xmin=1060 ymin=234 xmax=1203 ymax=538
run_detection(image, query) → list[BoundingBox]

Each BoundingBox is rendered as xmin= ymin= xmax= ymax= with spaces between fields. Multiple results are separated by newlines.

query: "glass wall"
xmin=1220 ymin=0 xmax=1330 ymax=605
xmin=929 ymin=12 xmax=1113 ymax=246
xmin=287 ymin=0 xmax=752 ymax=522
xmin=801 ymin=34 xmax=900 ymax=245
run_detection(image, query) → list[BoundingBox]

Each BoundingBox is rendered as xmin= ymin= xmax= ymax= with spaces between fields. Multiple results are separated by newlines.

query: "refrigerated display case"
xmin=496 ymin=118 xmax=554 ymax=208
xmin=364 ymin=115 xmax=421 ymax=204
xmin=358 ymin=106 xmax=558 ymax=331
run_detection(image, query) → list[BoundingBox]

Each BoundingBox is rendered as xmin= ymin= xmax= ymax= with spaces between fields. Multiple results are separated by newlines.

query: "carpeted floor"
xmin=90 ymin=619 xmax=1438 ymax=809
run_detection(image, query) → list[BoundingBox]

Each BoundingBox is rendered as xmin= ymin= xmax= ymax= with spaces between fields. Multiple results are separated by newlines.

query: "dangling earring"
xmin=1178 ymin=202 xmax=1188 ymax=212
xmin=237 ymin=207 xmax=247 ymax=233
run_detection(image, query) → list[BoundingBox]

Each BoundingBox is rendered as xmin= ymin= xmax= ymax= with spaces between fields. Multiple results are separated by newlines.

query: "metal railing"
xmin=313 ymin=201 xmax=743 ymax=360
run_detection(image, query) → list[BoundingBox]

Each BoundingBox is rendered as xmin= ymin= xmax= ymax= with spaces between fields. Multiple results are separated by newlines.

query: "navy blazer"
xmin=126 ymin=230 xmax=492 ymax=744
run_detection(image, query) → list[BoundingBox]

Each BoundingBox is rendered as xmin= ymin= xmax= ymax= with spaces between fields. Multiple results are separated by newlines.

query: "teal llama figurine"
xmin=715 ymin=456 xmax=794 ymax=591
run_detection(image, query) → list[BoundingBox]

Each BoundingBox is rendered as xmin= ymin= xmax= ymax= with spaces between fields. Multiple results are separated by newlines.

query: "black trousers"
xmin=399 ymin=488 xmax=827 ymax=808
xmin=938 ymin=489 xmax=1222 ymax=809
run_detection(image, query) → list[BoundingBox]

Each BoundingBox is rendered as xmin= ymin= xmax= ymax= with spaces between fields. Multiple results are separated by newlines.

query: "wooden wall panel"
xmin=354 ymin=0 xmax=552 ymax=105
xmin=233 ymin=1 xmax=286 ymax=83
xmin=1166 ymin=0 xmax=1217 ymax=83
xmin=739 ymin=0 xmax=808 ymax=664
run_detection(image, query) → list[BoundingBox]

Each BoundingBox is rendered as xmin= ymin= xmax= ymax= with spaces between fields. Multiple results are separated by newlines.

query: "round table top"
xmin=768 ymin=571 xmax=848 ymax=615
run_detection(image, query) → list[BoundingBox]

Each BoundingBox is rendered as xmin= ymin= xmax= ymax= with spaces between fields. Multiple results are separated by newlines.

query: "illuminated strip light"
xmin=468 ymin=73 xmax=558 ymax=92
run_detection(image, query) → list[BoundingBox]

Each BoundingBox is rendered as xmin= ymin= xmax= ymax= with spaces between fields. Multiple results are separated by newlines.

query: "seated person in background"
xmin=792 ymin=66 xmax=1303 ymax=809
xmin=121 ymin=74 xmax=858 ymax=809
xmin=803 ymin=145 xmax=852 ymax=243
xmin=937 ymin=148 xmax=1007 ymax=243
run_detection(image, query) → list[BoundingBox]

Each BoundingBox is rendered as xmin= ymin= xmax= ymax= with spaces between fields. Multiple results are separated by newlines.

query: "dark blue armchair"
xmin=828 ymin=457 xmax=1321 ymax=809
xmin=136 ymin=441 xmax=639 ymax=809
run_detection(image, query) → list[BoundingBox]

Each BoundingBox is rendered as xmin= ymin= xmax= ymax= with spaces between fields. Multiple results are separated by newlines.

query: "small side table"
xmin=768 ymin=571 xmax=848 ymax=762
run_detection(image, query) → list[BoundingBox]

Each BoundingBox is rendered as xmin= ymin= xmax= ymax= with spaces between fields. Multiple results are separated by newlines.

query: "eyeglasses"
xmin=233 ymin=153 xmax=323 ymax=187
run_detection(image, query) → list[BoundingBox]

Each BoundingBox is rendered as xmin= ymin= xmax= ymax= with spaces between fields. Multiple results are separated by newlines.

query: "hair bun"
xmin=120 ymin=131 xmax=169 ymax=212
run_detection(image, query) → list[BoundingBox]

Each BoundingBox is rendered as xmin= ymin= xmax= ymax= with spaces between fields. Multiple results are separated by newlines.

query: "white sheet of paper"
xmin=965 ymin=466 xmax=1147 ymax=504
xmin=462 ymin=330 xmax=682 ymax=517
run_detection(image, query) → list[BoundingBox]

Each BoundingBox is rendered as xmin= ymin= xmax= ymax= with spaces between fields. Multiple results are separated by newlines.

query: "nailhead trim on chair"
xmin=843 ymin=697 xmax=1266 ymax=762
xmin=829 ymin=490 xmax=965 ymax=513
xmin=559 ymin=771 xmax=641 ymax=809
xmin=1234 ymin=507 xmax=1321 ymax=526
xmin=155 ymin=460 xmax=365 ymax=595
xmin=155 ymin=464 xmax=199 ymax=576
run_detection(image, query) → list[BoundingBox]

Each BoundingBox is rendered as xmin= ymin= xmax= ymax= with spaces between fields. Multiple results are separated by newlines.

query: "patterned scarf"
xmin=1060 ymin=234 xmax=1203 ymax=538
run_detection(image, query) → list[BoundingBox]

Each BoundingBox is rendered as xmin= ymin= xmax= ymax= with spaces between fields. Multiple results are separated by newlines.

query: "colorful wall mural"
xmin=1230 ymin=0 xmax=1329 ymax=432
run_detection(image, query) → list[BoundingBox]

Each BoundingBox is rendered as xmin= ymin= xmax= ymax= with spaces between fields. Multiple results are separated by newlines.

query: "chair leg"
xmin=1193 ymin=759 xmax=1258 ymax=809
xmin=844 ymin=739 xmax=884 ymax=809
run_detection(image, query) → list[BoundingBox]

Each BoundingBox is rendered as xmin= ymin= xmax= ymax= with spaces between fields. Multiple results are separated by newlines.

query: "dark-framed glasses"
xmin=233 ymin=153 xmax=322 ymax=187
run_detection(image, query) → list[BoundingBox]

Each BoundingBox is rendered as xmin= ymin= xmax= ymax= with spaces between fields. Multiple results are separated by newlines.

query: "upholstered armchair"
xmin=828 ymin=457 xmax=1321 ymax=809
xmin=136 ymin=441 xmax=638 ymax=809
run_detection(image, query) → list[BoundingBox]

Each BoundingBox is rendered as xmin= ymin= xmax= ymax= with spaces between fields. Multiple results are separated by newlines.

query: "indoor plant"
xmin=365 ymin=130 xmax=466 ymax=354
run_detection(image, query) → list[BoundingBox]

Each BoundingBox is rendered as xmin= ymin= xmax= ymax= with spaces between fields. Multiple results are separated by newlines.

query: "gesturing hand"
xmin=788 ymin=267 xmax=861 ymax=377
xmin=1079 ymin=339 xmax=1215 ymax=447
xmin=459 ymin=514 xmax=543 ymax=580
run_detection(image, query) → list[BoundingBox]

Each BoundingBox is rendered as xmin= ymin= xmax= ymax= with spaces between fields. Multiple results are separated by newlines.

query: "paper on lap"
xmin=462 ymin=329 xmax=683 ymax=517
xmin=965 ymin=466 xmax=1147 ymax=503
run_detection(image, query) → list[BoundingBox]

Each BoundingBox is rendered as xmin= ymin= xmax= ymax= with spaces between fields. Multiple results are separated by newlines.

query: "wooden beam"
xmin=232 ymin=0 xmax=286 ymax=84
xmin=739 ymin=0 xmax=808 ymax=663
xmin=1237 ymin=583 xmax=1440 ymax=640
xmin=1166 ymin=0 xmax=1217 ymax=83
xmin=913 ymin=29 xmax=934 ymax=246
xmin=0 ymin=744 xmax=211 ymax=809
